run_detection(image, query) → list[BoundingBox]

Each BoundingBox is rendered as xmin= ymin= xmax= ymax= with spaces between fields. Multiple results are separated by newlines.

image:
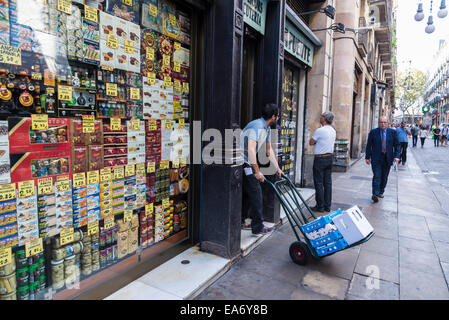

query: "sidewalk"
xmin=195 ymin=150 xmax=449 ymax=300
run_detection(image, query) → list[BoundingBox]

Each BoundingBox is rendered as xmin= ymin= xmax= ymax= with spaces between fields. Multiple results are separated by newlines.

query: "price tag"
xmin=73 ymin=172 xmax=86 ymax=188
xmin=148 ymin=119 xmax=157 ymax=131
xmin=172 ymin=158 xmax=179 ymax=169
xmin=136 ymin=163 xmax=145 ymax=175
xmin=58 ymin=85 xmax=73 ymax=101
xmin=104 ymin=216 xmax=115 ymax=230
xmin=31 ymin=72 xmax=42 ymax=81
xmin=123 ymin=0 xmax=132 ymax=6
xmin=164 ymin=120 xmax=171 ymax=130
xmin=164 ymin=76 xmax=172 ymax=88
xmin=163 ymin=54 xmax=170 ymax=66
xmin=125 ymin=40 xmax=134 ymax=54
xmin=145 ymin=203 xmax=153 ymax=216
xmin=124 ymin=209 xmax=133 ymax=223
xmin=57 ymin=175 xmax=71 ymax=192
xmin=100 ymin=167 xmax=112 ymax=182
xmin=149 ymin=3 xmax=158 ymax=17
xmin=102 ymin=65 xmax=114 ymax=71
xmin=131 ymin=118 xmax=141 ymax=130
xmin=87 ymin=170 xmax=99 ymax=185
xmin=130 ymin=87 xmax=140 ymax=100
xmin=179 ymin=118 xmax=185 ymax=129
xmin=31 ymin=114 xmax=48 ymax=130
xmin=0 ymin=44 xmax=22 ymax=66
xmin=147 ymin=161 xmax=156 ymax=173
xmin=18 ymin=180 xmax=35 ymax=198
xmin=169 ymin=14 xmax=176 ymax=26
xmin=60 ymin=228 xmax=74 ymax=246
xmin=38 ymin=178 xmax=53 ymax=195
xmin=180 ymin=157 xmax=187 ymax=167
xmin=106 ymin=83 xmax=118 ymax=97
xmin=174 ymin=42 xmax=181 ymax=50
xmin=107 ymin=35 xmax=119 ymax=49
xmin=110 ymin=117 xmax=121 ymax=131
xmin=84 ymin=4 xmax=98 ymax=22
xmin=162 ymin=197 xmax=170 ymax=209
xmin=174 ymin=62 xmax=181 ymax=73
xmin=183 ymin=82 xmax=189 ymax=93
xmin=160 ymin=160 xmax=170 ymax=170
xmin=25 ymin=238 xmax=43 ymax=258
xmin=0 ymin=247 xmax=12 ymax=267
xmin=46 ymin=87 xmax=55 ymax=95
xmin=57 ymin=0 xmax=72 ymax=14
xmin=173 ymin=80 xmax=181 ymax=94
xmin=0 ymin=183 xmax=15 ymax=202
xmin=146 ymin=48 xmax=154 ymax=60
xmin=82 ymin=115 xmax=95 ymax=133
xmin=114 ymin=166 xmax=124 ymax=180
xmin=125 ymin=164 xmax=135 ymax=177
xmin=88 ymin=221 xmax=99 ymax=236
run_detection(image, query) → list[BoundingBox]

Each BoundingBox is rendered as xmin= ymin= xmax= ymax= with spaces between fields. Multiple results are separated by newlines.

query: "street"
xmin=195 ymin=141 xmax=449 ymax=300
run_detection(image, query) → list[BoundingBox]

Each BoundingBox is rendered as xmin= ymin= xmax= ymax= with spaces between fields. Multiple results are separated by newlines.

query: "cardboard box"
xmin=88 ymin=145 xmax=104 ymax=171
xmin=72 ymin=145 xmax=88 ymax=173
xmin=332 ymin=206 xmax=374 ymax=245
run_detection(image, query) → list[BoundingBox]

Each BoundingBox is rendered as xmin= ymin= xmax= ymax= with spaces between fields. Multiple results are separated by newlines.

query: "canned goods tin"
xmin=106 ymin=247 xmax=112 ymax=264
xmin=16 ymin=284 xmax=29 ymax=300
xmin=100 ymin=232 xmax=106 ymax=247
xmin=106 ymin=230 xmax=112 ymax=246
xmin=15 ymin=251 xmax=27 ymax=269
xmin=0 ymin=291 xmax=16 ymax=300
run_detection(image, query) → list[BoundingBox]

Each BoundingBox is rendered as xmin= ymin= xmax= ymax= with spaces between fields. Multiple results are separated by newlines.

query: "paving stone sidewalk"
xmin=195 ymin=150 xmax=449 ymax=300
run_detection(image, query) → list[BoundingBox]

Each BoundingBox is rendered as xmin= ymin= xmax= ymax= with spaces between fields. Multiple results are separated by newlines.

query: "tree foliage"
xmin=395 ymin=69 xmax=426 ymax=116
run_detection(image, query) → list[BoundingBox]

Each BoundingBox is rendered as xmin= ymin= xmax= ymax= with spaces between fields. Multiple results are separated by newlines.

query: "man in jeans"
xmin=240 ymin=103 xmax=283 ymax=235
xmin=411 ymin=124 xmax=419 ymax=147
xmin=309 ymin=112 xmax=336 ymax=213
xmin=396 ymin=122 xmax=410 ymax=165
xmin=441 ymin=124 xmax=449 ymax=146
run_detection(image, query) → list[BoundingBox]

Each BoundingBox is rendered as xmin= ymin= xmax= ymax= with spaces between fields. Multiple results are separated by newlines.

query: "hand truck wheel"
xmin=289 ymin=241 xmax=310 ymax=265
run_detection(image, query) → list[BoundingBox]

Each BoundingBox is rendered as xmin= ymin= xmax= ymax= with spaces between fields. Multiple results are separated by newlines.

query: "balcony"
xmin=357 ymin=17 xmax=368 ymax=58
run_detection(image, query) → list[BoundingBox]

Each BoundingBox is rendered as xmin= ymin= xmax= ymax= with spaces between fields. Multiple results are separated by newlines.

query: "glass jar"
xmin=0 ymin=273 xmax=16 ymax=295
xmin=51 ymin=259 xmax=64 ymax=290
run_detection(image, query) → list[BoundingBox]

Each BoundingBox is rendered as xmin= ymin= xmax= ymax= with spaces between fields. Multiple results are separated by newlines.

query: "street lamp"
xmin=415 ymin=0 xmax=448 ymax=33
xmin=299 ymin=5 xmax=336 ymax=20
xmin=312 ymin=23 xmax=346 ymax=33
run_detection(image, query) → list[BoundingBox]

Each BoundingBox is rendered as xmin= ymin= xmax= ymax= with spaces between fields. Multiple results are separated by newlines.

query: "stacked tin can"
xmin=15 ymin=251 xmax=46 ymax=300
xmin=99 ymin=225 xmax=118 ymax=269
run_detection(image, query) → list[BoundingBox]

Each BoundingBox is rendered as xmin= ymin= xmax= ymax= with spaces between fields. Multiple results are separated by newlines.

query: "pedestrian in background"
xmin=365 ymin=116 xmax=400 ymax=203
xmin=433 ymin=125 xmax=441 ymax=147
xmin=441 ymin=124 xmax=449 ymax=146
xmin=396 ymin=122 xmax=410 ymax=165
xmin=309 ymin=111 xmax=336 ymax=213
xmin=411 ymin=124 xmax=419 ymax=147
xmin=418 ymin=125 xmax=429 ymax=148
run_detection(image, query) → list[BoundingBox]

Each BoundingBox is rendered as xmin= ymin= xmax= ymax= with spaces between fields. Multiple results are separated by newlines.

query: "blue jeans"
xmin=371 ymin=154 xmax=391 ymax=196
xmin=242 ymin=167 xmax=264 ymax=233
xmin=412 ymin=135 xmax=418 ymax=147
xmin=313 ymin=155 xmax=333 ymax=209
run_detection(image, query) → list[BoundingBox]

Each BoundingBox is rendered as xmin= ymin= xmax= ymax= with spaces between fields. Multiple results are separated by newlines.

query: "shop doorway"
xmin=241 ymin=26 xmax=259 ymax=128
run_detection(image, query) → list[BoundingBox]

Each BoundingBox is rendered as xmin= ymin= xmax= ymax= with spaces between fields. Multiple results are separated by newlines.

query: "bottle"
xmin=72 ymin=71 xmax=80 ymax=87
xmin=81 ymin=69 xmax=86 ymax=87
xmin=97 ymin=69 xmax=103 ymax=82
xmin=89 ymin=70 xmax=96 ymax=90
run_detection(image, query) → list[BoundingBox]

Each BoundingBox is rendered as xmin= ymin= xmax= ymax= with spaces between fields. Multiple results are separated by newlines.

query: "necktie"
xmin=382 ymin=130 xmax=386 ymax=153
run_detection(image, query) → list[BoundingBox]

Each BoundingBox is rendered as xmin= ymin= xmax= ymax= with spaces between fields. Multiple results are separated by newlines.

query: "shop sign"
xmin=243 ymin=0 xmax=268 ymax=35
xmin=284 ymin=20 xmax=314 ymax=67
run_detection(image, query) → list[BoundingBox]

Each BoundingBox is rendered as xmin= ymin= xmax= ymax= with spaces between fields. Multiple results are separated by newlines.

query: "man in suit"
xmin=365 ymin=116 xmax=401 ymax=203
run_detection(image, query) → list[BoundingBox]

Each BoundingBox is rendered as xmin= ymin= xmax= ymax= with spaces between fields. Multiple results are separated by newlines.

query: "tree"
xmin=395 ymin=68 xmax=426 ymax=122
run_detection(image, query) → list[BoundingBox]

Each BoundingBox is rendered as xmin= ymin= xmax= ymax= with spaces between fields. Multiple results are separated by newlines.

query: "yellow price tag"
xmin=145 ymin=203 xmax=157 ymax=217
xmin=101 ymin=65 xmax=114 ymax=71
xmin=123 ymin=0 xmax=132 ymax=6
xmin=110 ymin=117 xmax=121 ymax=131
xmin=73 ymin=172 xmax=86 ymax=188
xmin=57 ymin=175 xmax=71 ymax=192
xmin=160 ymin=160 xmax=170 ymax=170
xmin=169 ymin=14 xmax=176 ymax=26
xmin=106 ymin=83 xmax=118 ymax=97
xmin=147 ymin=161 xmax=155 ymax=173
xmin=174 ymin=42 xmax=181 ymax=50
xmin=107 ymin=34 xmax=119 ymax=49
xmin=88 ymin=221 xmax=99 ymax=236
xmin=179 ymin=118 xmax=185 ymax=129
xmin=174 ymin=80 xmax=181 ymax=94
xmin=164 ymin=76 xmax=172 ymax=88
xmin=130 ymin=118 xmax=141 ymax=131
xmin=172 ymin=158 xmax=179 ymax=169
xmin=46 ymin=87 xmax=55 ymax=95
xmin=31 ymin=114 xmax=48 ymax=130
xmin=100 ymin=167 xmax=112 ymax=182
xmin=87 ymin=170 xmax=99 ymax=185
xmin=0 ymin=44 xmax=22 ymax=66
xmin=124 ymin=209 xmax=133 ymax=223
xmin=162 ymin=198 xmax=170 ymax=209
xmin=104 ymin=216 xmax=115 ymax=230
xmin=180 ymin=157 xmax=187 ymax=167
xmin=148 ymin=77 xmax=156 ymax=85
xmin=125 ymin=164 xmax=135 ymax=177
xmin=38 ymin=177 xmax=53 ymax=195
xmin=163 ymin=54 xmax=170 ymax=66
xmin=18 ymin=180 xmax=35 ymax=198
xmin=164 ymin=120 xmax=171 ymax=130
xmin=146 ymin=48 xmax=154 ymax=60
xmin=84 ymin=4 xmax=98 ymax=22
xmin=130 ymin=87 xmax=140 ymax=100
xmin=0 ymin=247 xmax=12 ymax=267
xmin=25 ymin=238 xmax=43 ymax=258
xmin=82 ymin=115 xmax=95 ymax=133
xmin=136 ymin=163 xmax=145 ymax=175
xmin=125 ymin=40 xmax=134 ymax=54
xmin=57 ymin=0 xmax=72 ymax=15
xmin=31 ymin=72 xmax=42 ymax=81
xmin=58 ymin=85 xmax=73 ymax=101
xmin=60 ymin=228 xmax=74 ymax=246
xmin=148 ymin=119 xmax=157 ymax=131
xmin=149 ymin=3 xmax=157 ymax=17
xmin=0 ymin=183 xmax=16 ymax=202
xmin=183 ymin=82 xmax=189 ymax=93
xmin=174 ymin=62 xmax=181 ymax=73
xmin=114 ymin=166 xmax=124 ymax=180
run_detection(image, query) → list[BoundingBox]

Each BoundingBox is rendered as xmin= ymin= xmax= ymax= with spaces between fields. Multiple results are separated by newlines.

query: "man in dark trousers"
xmin=365 ymin=116 xmax=401 ymax=203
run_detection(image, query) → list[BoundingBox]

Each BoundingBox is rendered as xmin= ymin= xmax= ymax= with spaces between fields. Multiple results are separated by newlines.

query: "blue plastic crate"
xmin=315 ymin=238 xmax=349 ymax=257
xmin=309 ymin=230 xmax=344 ymax=248
xmin=300 ymin=209 xmax=342 ymax=233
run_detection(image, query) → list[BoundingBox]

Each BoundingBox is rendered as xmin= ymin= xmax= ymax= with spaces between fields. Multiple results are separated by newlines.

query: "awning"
xmin=285 ymin=5 xmax=322 ymax=47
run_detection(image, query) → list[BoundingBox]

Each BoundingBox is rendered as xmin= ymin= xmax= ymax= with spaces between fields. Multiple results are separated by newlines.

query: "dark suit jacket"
xmin=365 ymin=127 xmax=401 ymax=166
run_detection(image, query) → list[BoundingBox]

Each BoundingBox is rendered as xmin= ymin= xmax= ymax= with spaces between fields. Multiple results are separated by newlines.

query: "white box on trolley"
xmin=332 ymin=206 xmax=374 ymax=245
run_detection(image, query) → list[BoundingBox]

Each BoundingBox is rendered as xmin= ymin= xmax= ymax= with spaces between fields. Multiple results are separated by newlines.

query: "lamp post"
xmin=414 ymin=0 xmax=449 ymax=33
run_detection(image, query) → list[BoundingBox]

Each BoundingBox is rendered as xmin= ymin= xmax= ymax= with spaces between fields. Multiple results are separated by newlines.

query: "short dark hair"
xmin=261 ymin=103 xmax=279 ymax=120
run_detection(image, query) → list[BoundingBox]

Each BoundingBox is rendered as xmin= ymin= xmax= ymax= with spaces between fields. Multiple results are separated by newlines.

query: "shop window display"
xmin=0 ymin=0 xmax=191 ymax=300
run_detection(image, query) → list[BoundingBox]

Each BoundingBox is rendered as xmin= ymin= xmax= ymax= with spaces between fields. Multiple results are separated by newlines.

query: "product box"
xmin=128 ymin=226 xmax=138 ymax=253
xmin=332 ymin=206 xmax=374 ymax=245
xmin=105 ymin=0 xmax=140 ymax=24
xmin=88 ymin=145 xmax=104 ymax=171
xmin=0 ymin=121 xmax=11 ymax=184
xmin=117 ymin=230 xmax=128 ymax=258
xmin=72 ymin=145 xmax=88 ymax=173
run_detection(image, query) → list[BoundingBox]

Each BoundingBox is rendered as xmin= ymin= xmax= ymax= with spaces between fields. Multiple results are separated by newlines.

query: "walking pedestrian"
xmin=309 ymin=112 xmax=336 ymax=213
xmin=441 ymin=124 xmax=449 ymax=146
xmin=365 ymin=116 xmax=400 ymax=203
xmin=418 ymin=125 xmax=429 ymax=148
xmin=240 ymin=103 xmax=283 ymax=235
xmin=411 ymin=124 xmax=419 ymax=147
xmin=433 ymin=125 xmax=441 ymax=147
xmin=396 ymin=122 xmax=410 ymax=165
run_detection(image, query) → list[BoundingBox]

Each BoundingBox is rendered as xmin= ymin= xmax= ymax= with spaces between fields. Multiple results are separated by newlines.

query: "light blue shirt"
xmin=396 ymin=127 xmax=408 ymax=143
xmin=241 ymin=118 xmax=271 ymax=164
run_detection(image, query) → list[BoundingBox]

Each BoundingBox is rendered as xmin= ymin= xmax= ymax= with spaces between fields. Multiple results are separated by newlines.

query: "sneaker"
xmin=241 ymin=222 xmax=251 ymax=230
xmin=377 ymin=194 xmax=384 ymax=198
xmin=310 ymin=206 xmax=324 ymax=213
xmin=252 ymin=226 xmax=273 ymax=235
xmin=372 ymin=195 xmax=379 ymax=203
xmin=324 ymin=207 xmax=331 ymax=212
